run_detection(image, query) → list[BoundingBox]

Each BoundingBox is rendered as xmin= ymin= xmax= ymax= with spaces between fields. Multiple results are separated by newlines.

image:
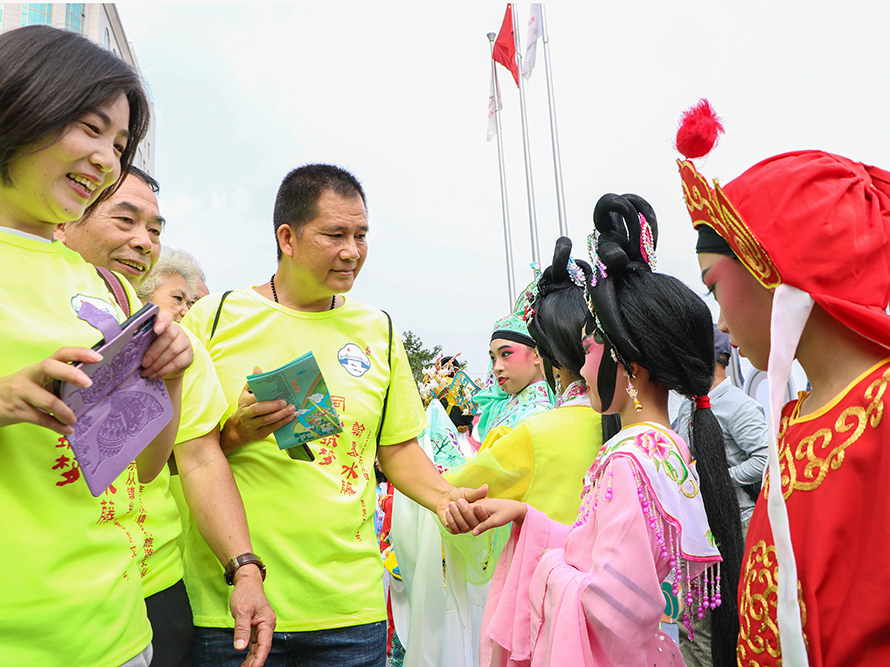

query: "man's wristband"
xmin=224 ymin=552 xmax=266 ymax=586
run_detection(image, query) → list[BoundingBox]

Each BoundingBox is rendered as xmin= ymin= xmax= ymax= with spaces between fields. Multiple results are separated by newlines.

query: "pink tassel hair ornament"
xmin=675 ymin=98 xmax=724 ymax=159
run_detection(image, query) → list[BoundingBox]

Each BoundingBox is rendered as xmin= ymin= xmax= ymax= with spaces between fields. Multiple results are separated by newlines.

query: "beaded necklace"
xmin=270 ymin=274 xmax=336 ymax=310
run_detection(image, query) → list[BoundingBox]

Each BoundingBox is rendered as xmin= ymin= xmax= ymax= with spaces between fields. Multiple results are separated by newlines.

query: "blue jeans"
xmin=192 ymin=621 xmax=386 ymax=667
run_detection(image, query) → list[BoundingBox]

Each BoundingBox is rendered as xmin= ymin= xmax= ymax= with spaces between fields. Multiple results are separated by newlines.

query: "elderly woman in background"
xmin=137 ymin=247 xmax=205 ymax=321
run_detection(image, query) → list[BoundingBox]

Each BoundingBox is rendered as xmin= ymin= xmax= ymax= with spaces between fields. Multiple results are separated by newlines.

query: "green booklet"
xmin=246 ymin=352 xmax=342 ymax=461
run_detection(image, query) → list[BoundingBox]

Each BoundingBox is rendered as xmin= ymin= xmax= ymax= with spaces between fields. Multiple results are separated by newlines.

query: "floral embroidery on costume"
xmin=634 ymin=429 xmax=672 ymax=460
xmin=573 ymin=423 xmax=720 ymax=639
xmin=555 ymin=379 xmax=589 ymax=407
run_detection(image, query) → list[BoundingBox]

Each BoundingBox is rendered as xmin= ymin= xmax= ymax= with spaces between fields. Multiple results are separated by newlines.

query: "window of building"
xmin=66 ymin=4 xmax=85 ymax=33
xmin=21 ymin=4 xmax=53 ymax=26
xmin=104 ymin=27 xmax=110 ymax=49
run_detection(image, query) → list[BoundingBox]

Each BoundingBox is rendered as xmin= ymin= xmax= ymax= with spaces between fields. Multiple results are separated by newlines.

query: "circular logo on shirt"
xmin=338 ymin=343 xmax=371 ymax=377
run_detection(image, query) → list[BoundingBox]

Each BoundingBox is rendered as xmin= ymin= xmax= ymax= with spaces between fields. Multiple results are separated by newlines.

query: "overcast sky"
xmin=116 ymin=0 xmax=890 ymax=376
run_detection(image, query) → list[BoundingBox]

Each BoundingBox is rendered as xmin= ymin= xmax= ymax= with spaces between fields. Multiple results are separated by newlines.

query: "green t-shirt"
xmin=181 ymin=288 xmax=426 ymax=631
xmin=0 ymin=231 xmax=151 ymax=666
xmin=140 ymin=331 xmax=227 ymax=597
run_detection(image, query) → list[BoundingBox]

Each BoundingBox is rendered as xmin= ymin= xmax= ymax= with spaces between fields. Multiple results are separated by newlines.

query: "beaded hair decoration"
xmin=586 ymin=229 xmax=607 ymax=288
xmin=566 ymin=256 xmax=586 ymax=288
xmin=639 ymin=214 xmax=657 ymax=270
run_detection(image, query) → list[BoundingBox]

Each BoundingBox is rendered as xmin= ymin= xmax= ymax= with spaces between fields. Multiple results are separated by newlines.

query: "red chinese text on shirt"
xmin=317 ymin=447 xmax=335 ymax=466
xmin=54 ymin=436 xmax=81 ymax=487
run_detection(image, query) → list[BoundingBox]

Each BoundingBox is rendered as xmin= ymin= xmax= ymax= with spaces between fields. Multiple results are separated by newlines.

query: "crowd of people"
xmin=2 ymin=23 xmax=889 ymax=667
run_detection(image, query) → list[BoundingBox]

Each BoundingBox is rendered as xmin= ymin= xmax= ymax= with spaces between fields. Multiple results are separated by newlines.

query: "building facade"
xmin=1 ymin=3 xmax=156 ymax=174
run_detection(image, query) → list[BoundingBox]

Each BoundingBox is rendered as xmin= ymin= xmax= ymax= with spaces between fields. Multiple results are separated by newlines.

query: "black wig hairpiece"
xmin=528 ymin=236 xmax=623 ymax=441
xmin=586 ymin=193 xmax=658 ymax=407
xmin=585 ymin=193 xmax=743 ymax=667
xmin=528 ymin=236 xmax=593 ymax=377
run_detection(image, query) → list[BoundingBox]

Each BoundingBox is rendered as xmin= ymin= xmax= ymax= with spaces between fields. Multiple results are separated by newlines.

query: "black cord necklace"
xmin=270 ymin=274 xmax=336 ymax=310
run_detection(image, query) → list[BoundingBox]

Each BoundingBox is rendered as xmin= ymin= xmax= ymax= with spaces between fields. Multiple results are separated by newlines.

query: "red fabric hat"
xmin=679 ymin=150 xmax=890 ymax=350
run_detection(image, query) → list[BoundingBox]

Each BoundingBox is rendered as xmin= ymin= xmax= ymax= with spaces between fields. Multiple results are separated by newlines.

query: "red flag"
xmin=492 ymin=4 xmax=519 ymax=87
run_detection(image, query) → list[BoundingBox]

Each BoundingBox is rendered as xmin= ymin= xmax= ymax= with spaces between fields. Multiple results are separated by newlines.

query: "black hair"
xmin=273 ymin=163 xmax=367 ymax=260
xmin=0 ymin=25 xmax=150 ymax=202
xmin=528 ymin=237 xmax=593 ymax=378
xmin=529 ymin=237 xmax=623 ymax=440
xmin=128 ymin=165 xmax=160 ymax=194
xmin=589 ymin=193 xmax=743 ymax=667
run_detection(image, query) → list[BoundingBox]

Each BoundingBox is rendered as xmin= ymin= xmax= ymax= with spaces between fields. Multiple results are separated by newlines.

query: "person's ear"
xmin=54 ymin=223 xmax=69 ymax=243
xmin=277 ymin=224 xmax=296 ymax=259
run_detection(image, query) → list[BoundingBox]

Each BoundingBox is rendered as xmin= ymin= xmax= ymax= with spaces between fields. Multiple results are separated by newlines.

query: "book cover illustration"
xmin=247 ymin=351 xmax=343 ymax=462
xmin=57 ymin=302 xmax=174 ymax=496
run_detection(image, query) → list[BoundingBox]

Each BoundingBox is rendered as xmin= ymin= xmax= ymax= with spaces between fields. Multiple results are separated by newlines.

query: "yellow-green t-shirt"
xmin=139 ymin=331 xmax=227 ymax=597
xmin=0 ymin=231 xmax=151 ymax=667
xmin=181 ymin=288 xmax=426 ymax=631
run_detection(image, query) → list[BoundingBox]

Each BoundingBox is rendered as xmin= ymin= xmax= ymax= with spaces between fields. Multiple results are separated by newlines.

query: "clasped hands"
xmin=439 ymin=487 xmax=529 ymax=536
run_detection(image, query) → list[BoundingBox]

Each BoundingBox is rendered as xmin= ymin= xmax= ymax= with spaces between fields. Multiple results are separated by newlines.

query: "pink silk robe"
xmin=481 ymin=425 xmax=717 ymax=667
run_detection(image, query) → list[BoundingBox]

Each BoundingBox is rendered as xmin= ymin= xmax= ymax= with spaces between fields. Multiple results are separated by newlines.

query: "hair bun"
xmin=537 ymin=236 xmax=592 ymax=299
xmin=592 ymin=194 xmax=658 ymax=276
xmin=597 ymin=236 xmax=629 ymax=273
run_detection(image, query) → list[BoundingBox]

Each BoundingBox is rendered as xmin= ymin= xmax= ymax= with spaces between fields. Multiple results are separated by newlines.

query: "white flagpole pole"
xmin=541 ymin=5 xmax=568 ymax=237
xmin=488 ymin=32 xmax=517 ymax=308
xmin=512 ymin=4 xmax=541 ymax=267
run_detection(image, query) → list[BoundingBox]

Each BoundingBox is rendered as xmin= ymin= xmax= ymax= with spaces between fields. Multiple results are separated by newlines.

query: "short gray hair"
xmin=137 ymin=247 xmax=204 ymax=303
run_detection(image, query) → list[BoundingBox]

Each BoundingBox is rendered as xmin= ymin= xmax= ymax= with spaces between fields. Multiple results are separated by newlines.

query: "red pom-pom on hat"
xmin=676 ymin=99 xmax=724 ymax=159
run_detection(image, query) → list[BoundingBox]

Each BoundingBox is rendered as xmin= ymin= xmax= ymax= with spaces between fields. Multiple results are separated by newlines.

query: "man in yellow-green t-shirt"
xmin=182 ymin=164 xmax=487 ymax=667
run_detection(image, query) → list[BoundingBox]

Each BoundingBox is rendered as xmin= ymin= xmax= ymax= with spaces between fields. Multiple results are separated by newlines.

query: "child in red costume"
xmin=676 ymin=100 xmax=890 ymax=667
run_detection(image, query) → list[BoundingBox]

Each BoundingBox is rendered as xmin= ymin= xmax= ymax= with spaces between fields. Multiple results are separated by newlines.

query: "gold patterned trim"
xmin=677 ymin=159 xmax=782 ymax=289
xmin=738 ymin=540 xmax=808 ymax=666
xmin=764 ymin=367 xmax=889 ymax=499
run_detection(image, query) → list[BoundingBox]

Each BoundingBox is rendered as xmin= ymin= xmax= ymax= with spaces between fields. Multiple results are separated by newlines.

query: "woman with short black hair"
xmin=0 ymin=25 xmax=191 ymax=667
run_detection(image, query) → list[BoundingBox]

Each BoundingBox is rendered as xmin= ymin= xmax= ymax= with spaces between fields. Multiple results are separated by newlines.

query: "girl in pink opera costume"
xmin=456 ymin=193 xmax=744 ymax=667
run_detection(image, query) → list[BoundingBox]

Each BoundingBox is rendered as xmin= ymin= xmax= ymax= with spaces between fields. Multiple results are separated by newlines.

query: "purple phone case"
xmin=59 ymin=302 xmax=174 ymax=496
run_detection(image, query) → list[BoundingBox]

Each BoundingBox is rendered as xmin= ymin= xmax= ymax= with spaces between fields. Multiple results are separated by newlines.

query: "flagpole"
xmin=488 ymin=31 xmax=516 ymax=308
xmin=511 ymin=4 xmax=541 ymax=267
xmin=540 ymin=5 xmax=567 ymax=237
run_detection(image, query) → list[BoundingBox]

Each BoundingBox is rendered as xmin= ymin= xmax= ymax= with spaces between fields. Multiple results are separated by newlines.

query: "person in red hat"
xmin=676 ymin=99 xmax=890 ymax=667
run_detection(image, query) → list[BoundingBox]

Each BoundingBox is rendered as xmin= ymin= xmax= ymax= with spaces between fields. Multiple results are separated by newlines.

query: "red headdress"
xmin=676 ymin=102 xmax=890 ymax=351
